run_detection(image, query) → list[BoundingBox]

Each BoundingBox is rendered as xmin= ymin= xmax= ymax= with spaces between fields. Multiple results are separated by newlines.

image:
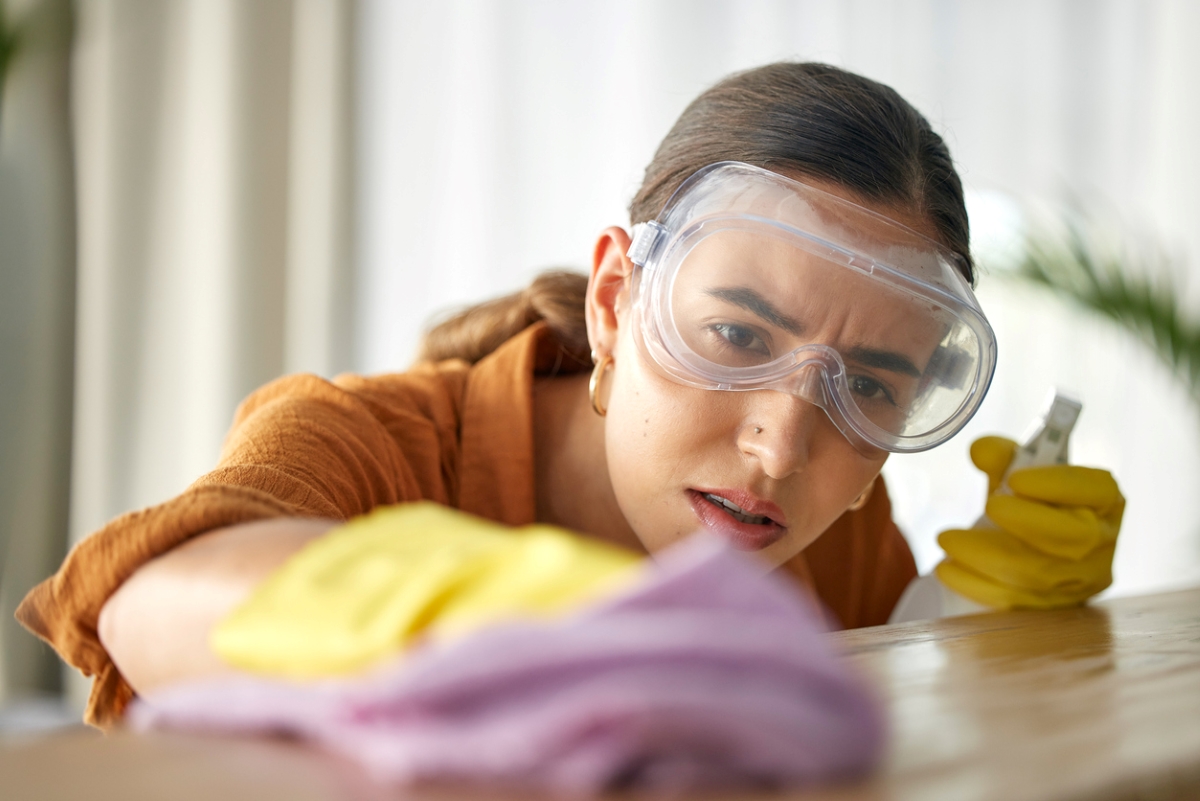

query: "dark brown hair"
xmin=418 ymin=62 xmax=972 ymax=366
xmin=418 ymin=270 xmax=592 ymax=366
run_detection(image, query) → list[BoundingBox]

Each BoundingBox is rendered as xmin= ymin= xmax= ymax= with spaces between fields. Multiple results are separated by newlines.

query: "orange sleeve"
xmin=786 ymin=474 xmax=918 ymax=630
xmin=15 ymin=367 xmax=465 ymax=728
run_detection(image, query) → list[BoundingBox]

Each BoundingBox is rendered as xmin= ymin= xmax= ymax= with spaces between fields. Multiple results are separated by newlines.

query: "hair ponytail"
xmin=417 ymin=270 xmax=592 ymax=367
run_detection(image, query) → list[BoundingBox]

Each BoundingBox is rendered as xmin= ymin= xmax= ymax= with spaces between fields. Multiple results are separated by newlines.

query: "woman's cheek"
xmin=603 ymin=372 xmax=704 ymax=552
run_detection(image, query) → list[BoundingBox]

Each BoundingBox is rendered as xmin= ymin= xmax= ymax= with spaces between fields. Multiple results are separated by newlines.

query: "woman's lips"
xmin=686 ymin=489 xmax=787 ymax=552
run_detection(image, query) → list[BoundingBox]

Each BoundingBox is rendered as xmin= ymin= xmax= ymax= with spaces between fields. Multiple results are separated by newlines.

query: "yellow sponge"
xmin=211 ymin=502 xmax=643 ymax=678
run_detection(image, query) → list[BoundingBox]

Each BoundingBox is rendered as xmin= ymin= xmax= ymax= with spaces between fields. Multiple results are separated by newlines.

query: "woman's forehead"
xmin=680 ymin=229 xmax=937 ymax=298
xmin=771 ymin=171 xmax=944 ymax=245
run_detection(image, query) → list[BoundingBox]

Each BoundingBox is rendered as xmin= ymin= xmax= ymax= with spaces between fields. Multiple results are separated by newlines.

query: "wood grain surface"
xmin=3 ymin=588 xmax=1198 ymax=801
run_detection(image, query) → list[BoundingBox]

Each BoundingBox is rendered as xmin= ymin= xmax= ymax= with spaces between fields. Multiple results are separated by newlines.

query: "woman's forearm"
xmin=97 ymin=517 xmax=337 ymax=696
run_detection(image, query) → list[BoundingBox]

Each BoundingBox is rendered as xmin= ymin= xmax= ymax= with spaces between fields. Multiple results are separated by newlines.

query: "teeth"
xmin=705 ymin=493 xmax=746 ymax=514
xmin=704 ymin=493 xmax=771 ymax=525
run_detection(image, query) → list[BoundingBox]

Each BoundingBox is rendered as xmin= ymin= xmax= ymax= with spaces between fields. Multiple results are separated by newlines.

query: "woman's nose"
xmin=736 ymin=391 xmax=823 ymax=479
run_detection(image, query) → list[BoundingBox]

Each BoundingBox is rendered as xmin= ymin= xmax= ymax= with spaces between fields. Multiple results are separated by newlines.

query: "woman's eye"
xmin=849 ymin=375 xmax=894 ymax=404
xmin=713 ymin=324 xmax=767 ymax=353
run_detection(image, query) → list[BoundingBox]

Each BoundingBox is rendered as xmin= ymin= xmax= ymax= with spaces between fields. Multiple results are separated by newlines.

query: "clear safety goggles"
xmin=627 ymin=162 xmax=996 ymax=455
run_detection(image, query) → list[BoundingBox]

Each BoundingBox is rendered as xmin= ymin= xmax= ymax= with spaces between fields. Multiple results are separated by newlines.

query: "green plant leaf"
xmin=1008 ymin=216 xmax=1200 ymax=404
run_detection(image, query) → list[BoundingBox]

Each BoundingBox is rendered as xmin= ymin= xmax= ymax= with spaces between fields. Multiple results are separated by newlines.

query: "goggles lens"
xmin=632 ymin=163 xmax=995 ymax=454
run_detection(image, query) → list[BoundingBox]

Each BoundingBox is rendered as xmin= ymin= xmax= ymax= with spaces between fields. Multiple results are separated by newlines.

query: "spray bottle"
xmin=888 ymin=390 xmax=1083 ymax=623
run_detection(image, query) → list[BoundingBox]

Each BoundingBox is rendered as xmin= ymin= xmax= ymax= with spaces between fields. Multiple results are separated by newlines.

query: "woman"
xmin=18 ymin=62 xmax=1122 ymax=728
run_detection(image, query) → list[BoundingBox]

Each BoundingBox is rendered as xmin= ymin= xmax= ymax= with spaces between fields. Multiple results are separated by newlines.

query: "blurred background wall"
xmin=1 ymin=0 xmax=1198 ymax=711
xmin=0 ymin=0 xmax=74 ymax=710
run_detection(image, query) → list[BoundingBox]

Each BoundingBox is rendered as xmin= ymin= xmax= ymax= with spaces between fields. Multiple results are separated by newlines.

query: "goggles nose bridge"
xmin=775 ymin=350 xmax=884 ymax=459
xmin=777 ymin=346 xmax=843 ymax=410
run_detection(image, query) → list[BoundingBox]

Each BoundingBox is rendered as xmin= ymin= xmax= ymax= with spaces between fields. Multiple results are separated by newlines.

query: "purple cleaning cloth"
xmin=128 ymin=535 xmax=886 ymax=794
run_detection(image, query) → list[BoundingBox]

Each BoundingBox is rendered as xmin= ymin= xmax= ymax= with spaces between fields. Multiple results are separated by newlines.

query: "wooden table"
xmin=3 ymin=588 xmax=1199 ymax=801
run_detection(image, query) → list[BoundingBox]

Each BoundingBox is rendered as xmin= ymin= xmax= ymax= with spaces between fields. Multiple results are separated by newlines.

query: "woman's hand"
xmin=97 ymin=517 xmax=336 ymax=695
xmin=934 ymin=436 xmax=1125 ymax=610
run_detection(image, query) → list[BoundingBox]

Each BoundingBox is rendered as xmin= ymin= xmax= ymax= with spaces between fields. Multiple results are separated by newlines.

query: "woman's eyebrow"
xmin=844 ymin=346 xmax=921 ymax=377
xmin=705 ymin=286 xmax=804 ymax=336
xmin=705 ymin=286 xmax=921 ymax=376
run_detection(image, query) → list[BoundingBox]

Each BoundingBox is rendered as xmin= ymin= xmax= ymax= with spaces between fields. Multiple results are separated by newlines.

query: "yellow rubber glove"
xmin=211 ymin=502 xmax=643 ymax=679
xmin=934 ymin=436 xmax=1125 ymax=610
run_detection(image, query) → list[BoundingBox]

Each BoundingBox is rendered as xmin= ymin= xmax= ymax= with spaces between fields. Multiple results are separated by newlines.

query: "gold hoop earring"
xmin=589 ymin=354 xmax=613 ymax=417
xmin=847 ymin=482 xmax=874 ymax=512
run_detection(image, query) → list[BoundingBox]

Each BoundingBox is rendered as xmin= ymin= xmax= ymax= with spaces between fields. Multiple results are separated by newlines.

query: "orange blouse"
xmin=17 ymin=323 xmax=916 ymax=728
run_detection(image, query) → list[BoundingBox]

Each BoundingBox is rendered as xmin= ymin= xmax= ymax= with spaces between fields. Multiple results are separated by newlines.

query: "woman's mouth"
xmin=687 ymin=489 xmax=787 ymax=551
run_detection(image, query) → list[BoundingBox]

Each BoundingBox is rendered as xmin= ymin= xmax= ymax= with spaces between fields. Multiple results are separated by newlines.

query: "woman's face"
xmin=587 ymin=190 xmax=946 ymax=567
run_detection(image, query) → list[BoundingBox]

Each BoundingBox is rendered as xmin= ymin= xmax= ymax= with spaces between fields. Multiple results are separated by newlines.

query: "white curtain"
xmin=65 ymin=0 xmax=354 ymax=708
xmin=356 ymin=1 xmax=1200 ymax=596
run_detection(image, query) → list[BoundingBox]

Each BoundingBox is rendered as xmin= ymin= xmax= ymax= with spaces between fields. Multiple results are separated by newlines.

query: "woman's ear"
xmin=585 ymin=226 xmax=634 ymax=356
